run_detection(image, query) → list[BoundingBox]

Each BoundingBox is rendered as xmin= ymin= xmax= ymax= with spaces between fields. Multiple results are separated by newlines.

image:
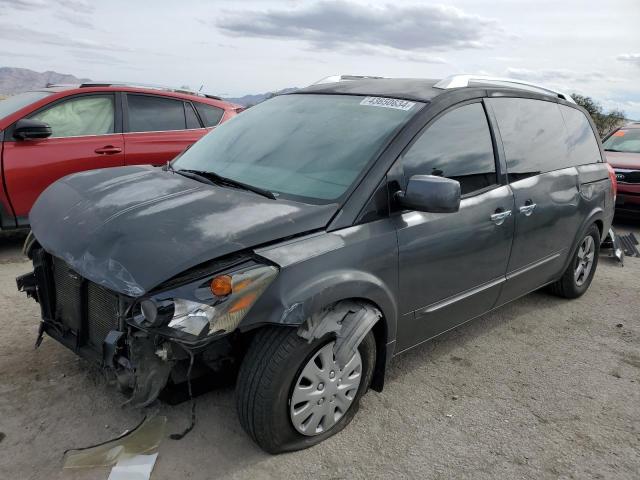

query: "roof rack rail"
xmin=72 ymin=81 xmax=222 ymax=100
xmin=433 ymin=74 xmax=576 ymax=103
xmin=313 ymin=75 xmax=386 ymax=85
xmin=45 ymin=83 xmax=80 ymax=88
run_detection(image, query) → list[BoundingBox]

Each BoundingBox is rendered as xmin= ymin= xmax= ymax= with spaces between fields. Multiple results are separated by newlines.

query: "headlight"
xmin=137 ymin=264 xmax=278 ymax=339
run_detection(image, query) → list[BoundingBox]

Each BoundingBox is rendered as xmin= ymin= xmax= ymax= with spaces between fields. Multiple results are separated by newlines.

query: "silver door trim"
xmin=418 ymin=276 xmax=506 ymax=315
xmin=505 ymin=251 xmax=563 ymax=281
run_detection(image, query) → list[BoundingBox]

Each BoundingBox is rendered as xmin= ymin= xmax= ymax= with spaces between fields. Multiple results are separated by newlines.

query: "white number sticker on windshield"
xmin=360 ymin=96 xmax=416 ymax=111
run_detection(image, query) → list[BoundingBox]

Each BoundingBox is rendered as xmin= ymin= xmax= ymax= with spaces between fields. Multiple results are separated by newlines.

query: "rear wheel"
xmin=548 ymin=224 xmax=600 ymax=298
xmin=235 ymin=326 xmax=376 ymax=453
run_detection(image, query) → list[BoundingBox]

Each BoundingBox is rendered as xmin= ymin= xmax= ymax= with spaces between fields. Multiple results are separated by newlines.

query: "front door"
xmin=394 ymin=101 xmax=515 ymax=352
xmin=3 ymin=93 xmax=124 ymax=221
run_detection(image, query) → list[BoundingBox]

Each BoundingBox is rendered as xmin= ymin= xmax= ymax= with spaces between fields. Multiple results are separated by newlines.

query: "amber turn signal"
xmin=211 ymin=275 xmax=232 ymax=296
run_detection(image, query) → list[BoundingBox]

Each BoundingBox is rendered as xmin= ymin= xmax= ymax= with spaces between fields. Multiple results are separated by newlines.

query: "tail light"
xmin=605 ymin=162 xmax=617 ymax=200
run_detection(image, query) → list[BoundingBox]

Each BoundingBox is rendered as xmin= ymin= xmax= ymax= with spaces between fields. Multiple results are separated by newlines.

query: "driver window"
xmin=401 ymin=103 xmax=498 ymax=195
xmin=29 ymin=95 xmax=115 ymax=138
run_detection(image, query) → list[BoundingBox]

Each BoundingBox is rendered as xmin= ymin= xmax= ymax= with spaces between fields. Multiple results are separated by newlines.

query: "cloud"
xmin=617 ymin=53 xmax=640 ymax=67
xmin=0 ymin=24 xmax=129 ymax=52
xmin=217 ymin=1 xmax=500 ymax=56
xmin=0 ymin=0 xmax=47 ymax=10
xmin=55 ymin=11 xmax=93 ymax=28
xmin=0 ymin=0 xmax=93 ymax=12
xmin=341 ymin=44 xmax=447 ymax=64
xmin=505 ymin=67 xmax=619 ymax=84
xmin=0 ymin=0 xmax=94 ymax=27
xmin=69 ymin=49 xmax=125 ymax=65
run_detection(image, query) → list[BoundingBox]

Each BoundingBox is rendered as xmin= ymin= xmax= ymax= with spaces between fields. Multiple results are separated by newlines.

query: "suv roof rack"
xmin=433 ymin=74 xmax=576 ymax=103
xmin=313 ymin=75 xmax=387 ymax=85
xmin=46 ymin=81 xmax=222 ymax=100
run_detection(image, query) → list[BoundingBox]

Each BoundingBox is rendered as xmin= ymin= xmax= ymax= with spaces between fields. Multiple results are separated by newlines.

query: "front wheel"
xmin=235 ymin=326 xmax=376 ymax=453
xmin=548 ymin=224 xmax=600 ymax=299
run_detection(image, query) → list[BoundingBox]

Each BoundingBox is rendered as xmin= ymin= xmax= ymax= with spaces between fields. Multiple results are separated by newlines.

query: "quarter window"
xmin=185 ymin=102 xmax=201 ymax=129
xmin=490 ymin=98 xmax=569 ymax=181
xmin=559 ymin=105 xmax=601 ymax=165
xmin=127 ymin=95 xmax=187 ymax=132
xmin=29 ymin=95 xmax=114 ymax=138
xmin=401 ymin=103 xmax=497 ymax=195
xmin=194 ymin=103 xmax=224 ymax=127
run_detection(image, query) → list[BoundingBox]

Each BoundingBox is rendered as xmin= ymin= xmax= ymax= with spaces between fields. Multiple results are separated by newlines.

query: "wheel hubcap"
xmin=574 ymin=235 xmax=595 ymax=287
xmin=289 ymin=341 xmax=362 ymax=436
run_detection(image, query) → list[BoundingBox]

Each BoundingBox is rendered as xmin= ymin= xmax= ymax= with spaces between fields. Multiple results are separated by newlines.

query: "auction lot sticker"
xmin=360 ymin=96 xmax=416 ymax=111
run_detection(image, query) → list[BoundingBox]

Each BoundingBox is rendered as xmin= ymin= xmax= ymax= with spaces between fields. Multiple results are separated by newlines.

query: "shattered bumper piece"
xmin=63 ymin=415 xmax=166 ymax=469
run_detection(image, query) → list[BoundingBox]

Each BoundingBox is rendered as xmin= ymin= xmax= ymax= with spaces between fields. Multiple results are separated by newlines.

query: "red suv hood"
xmin=605 ymin=151 xmax=640 ymax=169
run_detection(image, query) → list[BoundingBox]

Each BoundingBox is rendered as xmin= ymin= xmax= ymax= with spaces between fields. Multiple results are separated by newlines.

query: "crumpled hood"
xmin=30 ymin=165 xmax=338 ymax=296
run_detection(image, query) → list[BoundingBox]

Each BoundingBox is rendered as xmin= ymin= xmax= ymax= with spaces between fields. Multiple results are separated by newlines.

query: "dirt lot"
xmin=1 ymin=224 xmax=639 ymax=480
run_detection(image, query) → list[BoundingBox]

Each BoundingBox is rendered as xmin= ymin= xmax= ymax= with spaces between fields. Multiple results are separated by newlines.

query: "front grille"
xmin=87 ymin=282 xmax=119 ymax=348
xmin=50 ymin=256 xmax=120 ymax=350
xmin=615 ymin=169 xmax=640 ymax=184
xmin=52 ymin=257 xmax=82 ymax=331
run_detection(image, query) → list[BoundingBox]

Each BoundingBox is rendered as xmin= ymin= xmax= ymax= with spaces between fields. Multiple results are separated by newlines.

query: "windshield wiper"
xmin=604 ymin=148 xmax=624 ymax=152
xmin=177 ymin=169 xmax=276 ymax=200
xmin=173 ymin=169 xmax=216 ymax=186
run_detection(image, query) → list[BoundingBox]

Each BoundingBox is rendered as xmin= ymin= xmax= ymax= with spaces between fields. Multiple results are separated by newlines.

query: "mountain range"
xmin=0 ymin=66 xmax=295 ymax=106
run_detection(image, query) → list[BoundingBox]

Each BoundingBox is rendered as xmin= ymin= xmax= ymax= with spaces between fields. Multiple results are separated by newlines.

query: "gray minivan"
xmin=17 ymin=75 xmax=614 ymax=453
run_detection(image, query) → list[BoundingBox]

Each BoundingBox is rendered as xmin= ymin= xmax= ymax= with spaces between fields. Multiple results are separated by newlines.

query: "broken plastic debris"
xmin=108 ymin=453 xmax=158 ymax=480
xmin=63 ymin=415 xmax=166 ymax=469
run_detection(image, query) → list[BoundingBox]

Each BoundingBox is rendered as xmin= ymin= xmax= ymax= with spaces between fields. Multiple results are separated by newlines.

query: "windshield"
xmin=0 ymin=91 xmax=52 ymax=121
xmin=603 ymin=128 xmax=640 ymax=153
xmin=173 ymin=94 xmax=421 ymax=202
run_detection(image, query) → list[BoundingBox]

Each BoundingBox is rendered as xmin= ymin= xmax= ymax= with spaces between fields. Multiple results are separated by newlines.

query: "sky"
xmin=1 ymin=0 xmax=639 ymax=117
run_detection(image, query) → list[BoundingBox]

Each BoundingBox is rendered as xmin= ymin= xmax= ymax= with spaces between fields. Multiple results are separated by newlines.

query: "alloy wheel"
xmin=574 ymin=235 xmax=595 ymax=287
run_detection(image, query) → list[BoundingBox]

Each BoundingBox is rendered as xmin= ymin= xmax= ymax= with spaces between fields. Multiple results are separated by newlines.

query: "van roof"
xmin=295 ymin=75 xmax=575 ymax=104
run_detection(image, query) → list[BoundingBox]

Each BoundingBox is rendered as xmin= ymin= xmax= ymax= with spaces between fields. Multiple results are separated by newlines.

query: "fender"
xmin=241 ymin=228 xmax=400 ymax=392
xmin=561 ymin=206 xmax=604 ymax=273
xmin=240 ymin=266 xmax=397 ymax=345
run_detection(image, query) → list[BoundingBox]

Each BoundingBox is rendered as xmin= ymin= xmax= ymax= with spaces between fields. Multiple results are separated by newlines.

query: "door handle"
xmin=519 ymin=203 xmax=537 ymax=216
xmin=490 ymin=209 xmax=512 ymax=225
xmin=94 ymin=145 xmax=122 ymax=155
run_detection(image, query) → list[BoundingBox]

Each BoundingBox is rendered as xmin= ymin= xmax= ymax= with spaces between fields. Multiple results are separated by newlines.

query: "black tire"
xmin=548 ymin=224 xmax=601 ymax=299
xmin=235 ymin=326 xmax=376 ymax=453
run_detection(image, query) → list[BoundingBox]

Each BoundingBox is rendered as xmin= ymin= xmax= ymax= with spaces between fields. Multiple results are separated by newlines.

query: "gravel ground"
xmin=0 ymin=223 xmax=639 ymax=480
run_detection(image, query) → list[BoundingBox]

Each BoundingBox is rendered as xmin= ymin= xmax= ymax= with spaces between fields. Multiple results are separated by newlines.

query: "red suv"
xmin=0 ymin=83 xmax=242 ymax=230
xmin=603 ymin=122 xmax=640 ymax=216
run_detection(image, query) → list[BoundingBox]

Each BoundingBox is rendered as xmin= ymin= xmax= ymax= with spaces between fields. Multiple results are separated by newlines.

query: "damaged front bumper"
xmin=16 ymin=247 xmax=252 ymax=407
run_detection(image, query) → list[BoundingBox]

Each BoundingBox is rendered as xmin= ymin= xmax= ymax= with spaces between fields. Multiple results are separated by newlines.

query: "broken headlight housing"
xmin=133 ymin=263 xmax=278 ymax=341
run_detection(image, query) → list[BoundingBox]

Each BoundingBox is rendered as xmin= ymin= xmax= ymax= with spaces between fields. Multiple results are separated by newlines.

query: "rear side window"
xmin=559 ymin=105 xmax=601 ymax=165
xmin=29 ymin=95 xmax=114 ymax=138
xmin=490 ymin=98 xmax=568 ymax=181
xmin=194 ymin=103 xmax=224 ymax=127
xmin=127 ymin=95 xmax=187 ymax=132
xmin=401 ymin=102 xmax=497 ymax=195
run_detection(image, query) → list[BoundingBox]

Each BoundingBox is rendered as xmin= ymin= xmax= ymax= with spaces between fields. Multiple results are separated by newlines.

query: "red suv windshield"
xmin=603 ymin=128 xmax=640 ymax=153
xmin=0 ymin=91 xmax=52 ymax=121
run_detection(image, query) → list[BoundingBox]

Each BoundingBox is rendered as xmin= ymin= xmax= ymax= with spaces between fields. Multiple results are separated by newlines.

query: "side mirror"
xmin=13 ymin=119 xmax=52 ymax=140
xmin=396 ymin=174 xmax=461 ymax=213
